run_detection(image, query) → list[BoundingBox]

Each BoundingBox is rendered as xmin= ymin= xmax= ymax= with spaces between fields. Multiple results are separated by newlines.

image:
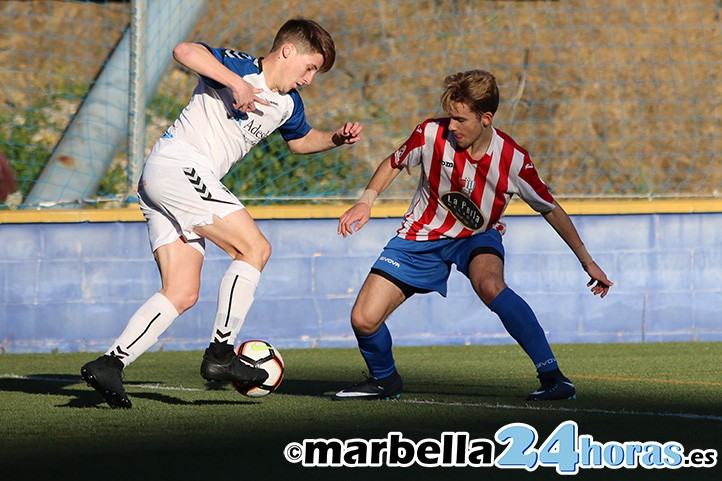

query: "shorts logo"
xmin=183 ymin=167 xmax=236 ymax=205
xmin=379 ymin=256 xmax=401 ymax=268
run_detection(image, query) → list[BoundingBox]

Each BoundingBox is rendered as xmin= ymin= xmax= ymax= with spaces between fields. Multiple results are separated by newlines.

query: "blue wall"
xmin=1 ymin=213 xmax=721 ymax=353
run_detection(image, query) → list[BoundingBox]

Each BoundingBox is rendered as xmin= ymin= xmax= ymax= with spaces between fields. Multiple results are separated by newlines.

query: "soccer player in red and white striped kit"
xmin=334 ymin=70 xmax=612 ymax=401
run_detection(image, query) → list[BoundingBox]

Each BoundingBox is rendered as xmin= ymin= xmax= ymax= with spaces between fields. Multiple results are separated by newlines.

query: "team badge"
xmin=461 ymin=177 xmax=476 ymax=195
xmin=440 ymin=191 xmax=484 ymax=231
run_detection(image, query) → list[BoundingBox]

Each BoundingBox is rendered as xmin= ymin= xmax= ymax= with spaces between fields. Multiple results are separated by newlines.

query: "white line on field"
xmin=0 ymin=374 xmax=204 ymax=392
xmin=400 ymin=398 xmax=722 ymax=422
xmin=133 ymin=383 xmax=204 ymax=392
xmin=3 ymin=374 xmax=720 ymax=422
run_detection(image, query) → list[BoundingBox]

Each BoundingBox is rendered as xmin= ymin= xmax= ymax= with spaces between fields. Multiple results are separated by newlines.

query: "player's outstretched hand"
xmin=231 ymin=78 xmax=271 ymax=112
xmin=332 ymin=121 xmax=363 ymax=146
xmin=338 ymin=202 xmax=371 ymax=237
xmin=584 ymin=261 xmax=613 ymax=298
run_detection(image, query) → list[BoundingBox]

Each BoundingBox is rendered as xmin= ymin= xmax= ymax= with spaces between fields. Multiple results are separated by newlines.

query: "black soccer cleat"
xmin=527 ymin=370 xmax=577 ymax=401
xmin=332 ymin=372 xmax=403 ymax=401
xmin=80 ymin=355 xmax=132 ymax=409
xmin=200 ymin=348 xmax=268 ymax=386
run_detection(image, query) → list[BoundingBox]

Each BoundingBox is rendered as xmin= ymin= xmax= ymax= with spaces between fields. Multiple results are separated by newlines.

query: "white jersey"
xmin=146 ymin=43 xmax=311 ymax=179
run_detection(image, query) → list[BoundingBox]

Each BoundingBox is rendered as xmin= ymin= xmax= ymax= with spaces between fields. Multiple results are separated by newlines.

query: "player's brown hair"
xmin=270 ymin=18 xmax=336 ymax=73
xmin=441 ymin=70 xmax=499 ymax=117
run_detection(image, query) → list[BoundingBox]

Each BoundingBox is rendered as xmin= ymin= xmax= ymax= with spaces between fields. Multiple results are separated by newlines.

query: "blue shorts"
xmin=370 ymin=230 xmax=505 ymax=297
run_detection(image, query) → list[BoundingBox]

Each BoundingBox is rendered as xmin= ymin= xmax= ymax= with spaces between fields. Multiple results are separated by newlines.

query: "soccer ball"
xmin=233 ymin=340 xmax=285 ymax=398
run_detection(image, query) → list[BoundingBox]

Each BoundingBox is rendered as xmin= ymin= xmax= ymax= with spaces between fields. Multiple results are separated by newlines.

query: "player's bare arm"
xmin=172 ymin=42 xmax=270 ymax=112
xmin=338 ymin=156 xmax=402 ymax=237
xmin=542 ymin=201 xmax=613 ymax=298
xmin=286 ymin=122 xmax=363 ymax=154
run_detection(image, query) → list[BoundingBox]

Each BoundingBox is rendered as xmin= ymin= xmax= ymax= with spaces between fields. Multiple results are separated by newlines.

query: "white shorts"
xmin=138 ymin=162 xmax=244 ymax=255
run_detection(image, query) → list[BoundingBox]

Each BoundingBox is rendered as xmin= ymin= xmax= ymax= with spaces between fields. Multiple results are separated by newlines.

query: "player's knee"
xmin=176 ymin=294 xmax=198 ymax=314
xmin=235 ymin=237 xmax=271 ymax=270
xmin=350 ymin=307 xmax=379 ymax=336
xmin=163 ymin=289 xmax=199 ymax=314
xmin=258 ymin=239 xmax=272 ymax=267
xmin=182 ymin=291 xmax=200 ymax=312
xmin=475 ymin=277 xmax=506 ymax=305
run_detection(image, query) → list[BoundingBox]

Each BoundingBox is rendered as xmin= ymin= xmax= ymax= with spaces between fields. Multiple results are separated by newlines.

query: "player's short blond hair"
xmin=270 ymin=18 xmax=336 ymax=73
xmin=441 ymin=70 xmax=499 ymax=118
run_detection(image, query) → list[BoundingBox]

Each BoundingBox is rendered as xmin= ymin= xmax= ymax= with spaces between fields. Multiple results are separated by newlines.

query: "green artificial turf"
xmin=1 ymin=343 xmax=720 ymax=481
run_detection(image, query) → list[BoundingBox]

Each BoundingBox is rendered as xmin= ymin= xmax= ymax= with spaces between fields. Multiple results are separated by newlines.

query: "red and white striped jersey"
xmin=391 ymin=118 xmax=556 ymax=241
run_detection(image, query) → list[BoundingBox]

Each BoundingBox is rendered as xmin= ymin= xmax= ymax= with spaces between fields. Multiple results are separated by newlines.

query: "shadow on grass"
xmin=2 ymin=371 xmax=720 ymax=420
xmin=0 ymin=373 xmax=261 ymax=408
xmin=277 ymin=377 xmax=512 ymax=402
xmin=0 ymin=372 xmax=512 ymax=412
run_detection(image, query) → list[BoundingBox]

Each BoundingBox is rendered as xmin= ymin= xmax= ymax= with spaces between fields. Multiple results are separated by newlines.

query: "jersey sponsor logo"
xmin=243 ymin=119 xmax=272 ymax=140
xmin=441 ymin=160 xmax=454 ymax=168
xmin=440 ymin=191 xmax=484 ymax=231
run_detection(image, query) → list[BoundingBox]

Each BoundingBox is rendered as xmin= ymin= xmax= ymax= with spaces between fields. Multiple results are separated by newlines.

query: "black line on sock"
xmin=224 ymin=275 xmax=239 ymax=328
xmin=127 ymin=312 xmax=161 ymax=349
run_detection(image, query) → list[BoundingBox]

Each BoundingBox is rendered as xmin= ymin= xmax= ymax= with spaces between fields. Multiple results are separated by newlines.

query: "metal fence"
xmin=1 ymin=0 xmax=721 ymax=209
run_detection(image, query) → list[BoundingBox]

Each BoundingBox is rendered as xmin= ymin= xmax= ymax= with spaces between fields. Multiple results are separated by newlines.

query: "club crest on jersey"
xmin=440 ymin=191 xmax=484 ymax=231
xmin=461 ymin=177 xmax=476 ymax=195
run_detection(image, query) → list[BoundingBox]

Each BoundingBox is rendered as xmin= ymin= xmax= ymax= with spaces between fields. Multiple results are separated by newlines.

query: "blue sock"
xmin=489 ymin=287 xmax=558 ymax=373
xmin=356 ymin=324 xmax=397 ymax=379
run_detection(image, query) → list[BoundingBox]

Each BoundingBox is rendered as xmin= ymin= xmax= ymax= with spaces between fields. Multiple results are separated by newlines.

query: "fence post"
xmin=24 ymin=0 xmax=206 ymax=207
xmin=127 ymin=0 xmax=148 ymax=199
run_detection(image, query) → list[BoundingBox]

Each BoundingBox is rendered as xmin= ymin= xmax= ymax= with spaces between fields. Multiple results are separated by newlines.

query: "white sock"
xmin=210 ymin=260 xmax=261 ymax=346
xmin=106 ymin=292 xmax=179 ymax=366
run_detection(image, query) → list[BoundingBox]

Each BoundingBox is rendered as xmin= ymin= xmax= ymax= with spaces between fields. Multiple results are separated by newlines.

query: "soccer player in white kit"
xmin=81 ymin=19 xmax=362 ymax=408
xmin=334 ymin=70 xmax=611 ymax=401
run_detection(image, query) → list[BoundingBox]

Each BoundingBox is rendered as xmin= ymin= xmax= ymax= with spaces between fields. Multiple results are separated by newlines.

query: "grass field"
xmin=1 ymin=342 xmax=720 ymax=481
